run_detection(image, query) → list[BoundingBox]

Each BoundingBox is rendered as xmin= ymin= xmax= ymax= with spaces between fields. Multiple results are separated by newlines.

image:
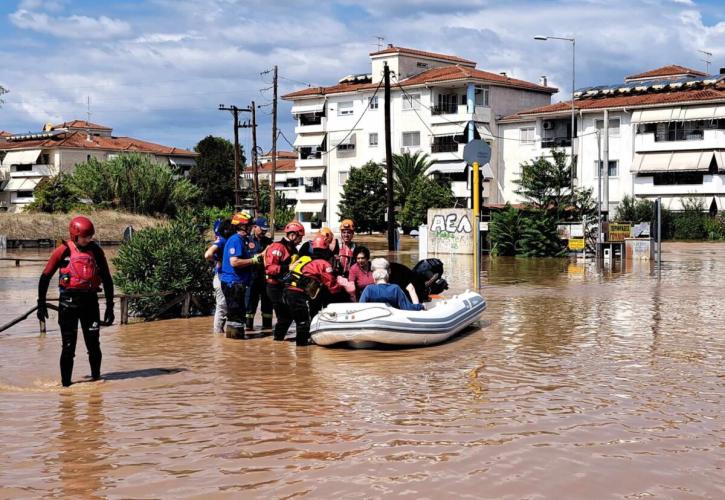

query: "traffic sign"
xmin=463 ymin=139 xmax=491 ymax=167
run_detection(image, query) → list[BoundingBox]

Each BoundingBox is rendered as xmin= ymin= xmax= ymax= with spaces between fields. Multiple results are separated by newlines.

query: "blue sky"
xmin=0 ymin=0 xmax=723 ymax=153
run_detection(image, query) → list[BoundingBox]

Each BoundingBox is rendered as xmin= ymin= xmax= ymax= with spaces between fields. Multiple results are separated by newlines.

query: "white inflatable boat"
xmin=310 ymin=291 xmax=486 ymax=348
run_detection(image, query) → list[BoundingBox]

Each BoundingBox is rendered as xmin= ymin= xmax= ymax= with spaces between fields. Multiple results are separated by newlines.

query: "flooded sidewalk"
xmin=0 ymin=243 xmax=723 ymax=498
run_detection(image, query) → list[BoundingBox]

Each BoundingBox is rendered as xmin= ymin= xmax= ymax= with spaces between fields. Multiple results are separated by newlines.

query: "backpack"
xmin=282 ymin=256 xmax=321 ymax=299
xmin=412 ymin=258 xmax=448 ymax=296
xmin=59 ymin=241 xmax=102 ymax=291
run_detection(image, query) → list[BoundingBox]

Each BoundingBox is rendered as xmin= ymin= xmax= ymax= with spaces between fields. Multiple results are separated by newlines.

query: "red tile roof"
xmin=52 ymin=120 xmax=112 ymax=131
xmin=262 ymin=150 xmax=296 ymax=159
xmin=0 ymin=130 xmax=197 ymax=156
xmin=244 ymin=159 xmax=296 ymax=173
xmin=625 ymin=65 xmax=707 ymax=81
xmin=0 ymin=130 xmax=12 ymax=137
xmin=283 ymin=65 xmax=556 ymax=99
xmin=369 ymin=46 xmax=475 ymax=65
xmin=501 ymin=84 xmax=725 ymax=121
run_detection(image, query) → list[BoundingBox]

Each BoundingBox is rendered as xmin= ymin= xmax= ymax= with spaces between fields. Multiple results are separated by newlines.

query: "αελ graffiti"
xmin=429 ymin=213 xmax=472 ymax=233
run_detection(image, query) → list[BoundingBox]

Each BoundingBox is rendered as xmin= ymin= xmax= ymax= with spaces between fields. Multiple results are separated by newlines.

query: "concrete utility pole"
xmin=239 ymin=102 xmax=259 ymax=212
xmin=384 ymin=62 xmax=395 ymax=251
xmin=271 ymin=65 xmax=278 ymax=237
xmin=219 ymin=104 xmax=253 ymax=210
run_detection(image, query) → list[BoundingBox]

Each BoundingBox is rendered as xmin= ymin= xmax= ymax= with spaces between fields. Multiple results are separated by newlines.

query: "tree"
xmin=26 ymin=173 xmax=81 ymax=213
xmin=190 ymin=136 xmax=244 ymax=207
xmin=399 ymin=176 xmax=454 ymax=231
xmin=614 ymin=195 xmax=654 ymax=223
xmin=258 ymin=180 xmax=296 ymax=229
xmin=71 ymin=153 xmax=200 ymax=216
xmin=514 ymin=149 xmax=572 ymax=219
xmin=489 ymin=204 xmax=522 ymax=256
xmin=393 ymin=151 xmax=431 ymax=208
xmin=518 ymin=212 xmax=567 ymax=257
xmin=337 ymin=161 xmax=387 ymax=233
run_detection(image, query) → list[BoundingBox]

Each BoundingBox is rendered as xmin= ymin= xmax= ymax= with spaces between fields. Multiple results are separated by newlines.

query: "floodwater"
xmin=0 ymin=242 xmax=723 ymax=498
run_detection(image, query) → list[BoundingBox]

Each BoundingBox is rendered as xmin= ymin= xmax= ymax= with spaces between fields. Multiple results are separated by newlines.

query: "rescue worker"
xmin=299 ymin=227 xmax=339 ymax=258
xmin=37 ymin=216 xmax=114 ymax=387
xmin=264 ymin=220 xmax=305 ymax=341
xmin=279 ymin=235 xmax=343 ymax=346
xmin=219 ymin=212 xmax=262 ymax=339
xmin=204 ymin=218 xmax=233 ymax=334
xmin=244 ymin=216 xmax=274 ymax=331
xmin=337 ymin=219 xmax=357 ymax=277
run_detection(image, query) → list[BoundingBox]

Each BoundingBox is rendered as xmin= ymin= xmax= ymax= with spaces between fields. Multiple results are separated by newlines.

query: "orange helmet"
xmin=319 ymin=227 xmax=333 ymax=241
xmin=284 ymin=220 xmax=305 ymax=237
xmin=231 ymin=211 xmax=252 ymax=226
xmin=69 ymin=216 xmax=95 ymax=239
xmin=340 ymin=219 xmax=355 ymax=232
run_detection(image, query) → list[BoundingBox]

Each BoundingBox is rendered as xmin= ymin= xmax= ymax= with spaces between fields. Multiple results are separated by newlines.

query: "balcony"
xmin=297 ymin=156 xmax=325 ymax=168
xmin=634 ymin=129 xmax=725 ymax=153
xmin=430 ymin=105 xmax=491 ymax=125
xmin=541 ymin=137 xmax=572 ymax=149
xmin=11 ymin=164 xmax=54 ymax=177
xmin=294 ymin=117 xmax=326 ymax=134
xmin=633 ymin=174 xmax=724 ymax=196
xmin=297 ymin=184 xmax=327 ymax=200
xmin=432 ymin=104 xmax=458 ymax=115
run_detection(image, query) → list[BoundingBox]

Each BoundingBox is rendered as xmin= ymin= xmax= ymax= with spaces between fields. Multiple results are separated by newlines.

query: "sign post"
xmin=464 ymin=140 xmax=492 ymax=291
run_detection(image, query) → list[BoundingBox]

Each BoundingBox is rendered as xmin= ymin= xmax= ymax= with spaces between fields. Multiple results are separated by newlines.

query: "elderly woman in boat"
xmin=359 ymin=259 xmax=425 ymax=311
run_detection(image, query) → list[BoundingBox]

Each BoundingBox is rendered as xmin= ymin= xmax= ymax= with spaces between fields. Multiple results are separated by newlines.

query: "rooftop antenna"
xmin=698 ymin=49 xmax=713 ymax=74
xmin=375 ymin=36 xmax=385 ymax=50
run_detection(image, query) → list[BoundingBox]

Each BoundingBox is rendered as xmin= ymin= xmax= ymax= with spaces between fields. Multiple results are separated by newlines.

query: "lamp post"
xmin=535 ymin=35 xmax=576 ymax=189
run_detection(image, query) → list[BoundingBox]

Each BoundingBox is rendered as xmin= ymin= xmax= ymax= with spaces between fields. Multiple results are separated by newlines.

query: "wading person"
xmin=279 ymin=235 xmax=343 ymax=346
xmin=219 ymin=212 xmax=261 ymax=339
xmin=245 ymin=216 xmax=273 ymax=331
xmin=359 ymin=264 xmax=425 ymax=311
xmin=204 ymin=218 xmax=233 ymax=334
xmin=264 ymin=220 xmax=304 ymax=341
xmin=346 ymin=246 xmax=374 ymax=301
xmin=37 ymin=216 xmax=114 ymax=387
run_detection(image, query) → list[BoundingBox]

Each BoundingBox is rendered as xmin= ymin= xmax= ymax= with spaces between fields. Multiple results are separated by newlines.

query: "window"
xmin=595 ymin=118 xmax=620 ymax=137
xmin=652 ymin=172 xmax=704 ymax=185
xmin=475 ymin=86 xmax=489 ymax=107
xmin=402 ymin=131 xmax=420 ymax=147
xmin=16 ymin=190 xmax=34 ymax=198
xmin=520 ymin=127 xmax=535 ymax=144
xmin=338 ymin=101 xmax=354 ymax=116
xmin=339 ymin=171 xmax=349 ymax=185
xmin=14 ymin=164 xmax=33 ymax=172
xmin=369 ymin=96 xmax=379 ymax=110
xmin=416 ymin=62 xmax=429 ymax=69
xmin=402 ymin=93 xmax=420 ymax=110
xmin=369 ymin=133 xmax=378 ymax=147
xmin=460 ymin=94 xmax=467 ymax=106
xmin=595 ymin=160 xmax=619 ymax=177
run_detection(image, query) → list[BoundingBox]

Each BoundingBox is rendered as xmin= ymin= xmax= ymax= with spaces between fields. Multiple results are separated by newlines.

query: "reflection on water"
xmin=0 ymin=243 xmax=723 ymax=498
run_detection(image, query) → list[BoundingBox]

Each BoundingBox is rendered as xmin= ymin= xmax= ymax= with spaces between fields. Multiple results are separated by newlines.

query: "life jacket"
xmin=337 ymin=242 xmax=355 ymax=276
xmin=282 ymin=256 xmax=321 ymax=299
xmin=59 ymin=241 xmax=102 ymax=291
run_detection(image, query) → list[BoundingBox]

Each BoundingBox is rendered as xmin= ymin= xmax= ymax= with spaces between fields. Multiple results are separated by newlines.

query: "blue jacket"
xmin=359 ymin=283 xmax=424 ymax=311
xmin=212 ymin=235 xmax=227 ymax=275
xmin=220 ymin=233 xmax=252 ymax=285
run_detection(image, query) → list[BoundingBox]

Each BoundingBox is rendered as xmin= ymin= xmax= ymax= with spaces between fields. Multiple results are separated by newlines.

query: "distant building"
xmin=0 ymin=120 xmax=197 ymax=211
xmin=242 ymin=150 xmax=298 ymax=202
xmin=499 ymin=65 xmax=725 ymax=213
xmin=283 ymin=45 xmax=557 ymax=229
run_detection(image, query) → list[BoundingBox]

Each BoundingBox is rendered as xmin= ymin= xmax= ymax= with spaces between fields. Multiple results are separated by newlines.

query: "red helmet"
xmin=284 ymin=220 xmax=305 ymax=237
xmin=312 ymin=235 xmax=328 ymax=250
xmin=69 ymin=216 xmax=95 ymax=239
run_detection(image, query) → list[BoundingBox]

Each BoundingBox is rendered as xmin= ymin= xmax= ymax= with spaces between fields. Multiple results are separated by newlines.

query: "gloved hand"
xmin=37 ymin=300 xmax=49 ymax=322
xmin=251 ymin=253 xmax=264 ymax=264
xmin=103 ymin=303 xmax=115 ymax=326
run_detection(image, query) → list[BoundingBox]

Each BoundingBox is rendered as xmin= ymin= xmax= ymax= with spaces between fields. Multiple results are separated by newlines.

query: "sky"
xmin=0 ymin=0 xmax=723 ymax=154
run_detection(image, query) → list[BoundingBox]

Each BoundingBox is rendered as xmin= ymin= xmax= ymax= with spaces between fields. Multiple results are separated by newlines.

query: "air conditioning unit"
xmin=542 ymin=120 xmax=554 ymax=130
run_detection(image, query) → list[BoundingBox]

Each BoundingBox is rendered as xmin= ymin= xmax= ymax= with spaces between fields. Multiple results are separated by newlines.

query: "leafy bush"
xmin=704 ymin=213 xmax=725 ymax=240
xmin=672 ymin=197 xmax=707 ymax=240
xmin=518 ymin=211 xmax=567 ymax=257
xmin=489 ymin=204 xmax=521 ymax=256
xmin=614 ymin=195 xmax=654 ymax=223
xmin=26 ymin=173 xmax=82 ymax=213
xmin=337 ymin=161 xmax=387 ymax=233
xmin=399 ymin=175 xmax=454 ymax=231
xmin=113 ymin=220 xmax=214 ymax=318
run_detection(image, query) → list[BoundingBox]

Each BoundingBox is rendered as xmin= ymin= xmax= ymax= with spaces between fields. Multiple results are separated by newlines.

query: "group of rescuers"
xmin=205 ymin=211 xmax=439 ymax=346
xmin=33 ymin=213 xmax=445 ymax=387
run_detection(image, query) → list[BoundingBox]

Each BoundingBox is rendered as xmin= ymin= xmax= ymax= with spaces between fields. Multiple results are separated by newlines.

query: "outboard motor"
xmin=412 ymin=258 xmax=448 ymax=298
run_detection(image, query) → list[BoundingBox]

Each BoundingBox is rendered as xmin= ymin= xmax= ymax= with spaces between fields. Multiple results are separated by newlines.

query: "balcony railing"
xmin=541 ymin=138 xmax=572 ymax=148
xmin=431 ymin=142 xmax=460 ymax=153
xmin=431 ymin=104 xmax=458 ymax=115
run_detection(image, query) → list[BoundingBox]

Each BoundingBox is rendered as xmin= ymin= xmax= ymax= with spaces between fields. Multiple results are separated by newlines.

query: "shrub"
xmin=518 ymin=211 xmax=567 ymax=257
xmin=489 ymin=204 xmax=521 ymax=256
xmin=113 ymin=220 xmax=214 ymax=318
xmin=672 ymin=197 xmax=707 ymax=240
xmin=26 ymin=173 xmax=82 ymax=213
xmin=614 ymin=195 xmax=655 ymax=223
xmin=704 ymin=213 xmax=725 ymax=240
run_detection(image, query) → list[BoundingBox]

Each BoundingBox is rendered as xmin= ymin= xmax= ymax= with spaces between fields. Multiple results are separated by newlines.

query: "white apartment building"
xmin=242 ymin=150 xmax=298 ymax=202
xmin=282 ymin=45 xmax=557 ymax=229
xmin=499 ymin=65 xmax=725 ymax=214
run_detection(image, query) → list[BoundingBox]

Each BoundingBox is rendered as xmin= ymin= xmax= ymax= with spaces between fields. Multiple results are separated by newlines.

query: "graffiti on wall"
xmin=427 ymin=208 xmax=474 ymax=254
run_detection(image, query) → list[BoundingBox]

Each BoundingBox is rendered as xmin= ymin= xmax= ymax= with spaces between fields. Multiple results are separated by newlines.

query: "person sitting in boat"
xmin=359 ymin=265 xmax=425 ymax=311
xmin=346 ymin=245 xmax=373 ymax=301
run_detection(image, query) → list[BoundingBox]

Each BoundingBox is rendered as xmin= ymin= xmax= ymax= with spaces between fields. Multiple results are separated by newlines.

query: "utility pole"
xmin=219 ymin=104 xmax=252 ymax=211
xmin=251 ymin=101 xmax=259 ymax=213
xmin=271 ymin=65 xmax=278 ymax=237
xmin=384 ymin=62 xmax=395 ymax=251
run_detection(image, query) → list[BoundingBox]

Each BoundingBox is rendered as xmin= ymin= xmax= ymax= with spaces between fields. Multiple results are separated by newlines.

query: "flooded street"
xmin=0 ymin=243 xmax=723 ymax=498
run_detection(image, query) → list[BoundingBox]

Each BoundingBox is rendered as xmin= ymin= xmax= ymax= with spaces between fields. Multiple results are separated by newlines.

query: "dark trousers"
xmin=221 ymin=281 xmax=247 ymax=337
xmin=58 ymin=292 xmax=101 ymax=387
xmin=283 ymin=289 xmax=312 ymax=346
xmin=245 ymin=278 xmax=273 ymax=326
xmin=267 ymin=283 xmax=290 ymax=341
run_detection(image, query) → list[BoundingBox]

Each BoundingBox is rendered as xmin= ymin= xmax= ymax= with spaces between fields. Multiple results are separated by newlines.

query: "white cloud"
xmin=9 ymin=9 xmax=131 ymax=39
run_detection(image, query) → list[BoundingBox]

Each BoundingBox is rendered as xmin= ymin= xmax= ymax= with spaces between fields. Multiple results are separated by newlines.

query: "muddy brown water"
xmin=0 ymin=243 xmax=723 ymax=498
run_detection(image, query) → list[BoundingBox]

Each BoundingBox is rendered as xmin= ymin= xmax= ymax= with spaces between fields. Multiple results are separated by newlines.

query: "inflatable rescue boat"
xmin=310 ymin=291 xmax=486 ymax=348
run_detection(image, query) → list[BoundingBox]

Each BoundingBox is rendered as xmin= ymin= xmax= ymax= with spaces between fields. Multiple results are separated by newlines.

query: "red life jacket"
xmin=59 ymin=241 xmax=102 ymax=291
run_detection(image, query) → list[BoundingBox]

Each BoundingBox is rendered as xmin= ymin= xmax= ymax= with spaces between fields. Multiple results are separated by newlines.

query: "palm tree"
xmin=392 ymin=151 xmax=432 ymax=208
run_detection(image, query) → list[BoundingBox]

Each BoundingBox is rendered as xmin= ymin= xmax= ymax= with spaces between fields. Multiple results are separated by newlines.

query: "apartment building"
xmin=282 ymin=45 xmax=557 ymax=229
xmin=0 ymin=120 xmax=197 ymax=211
xmin=499 ymin=65 xmax=725 ymax=213
xmin=242 ymin=150 xmax=298 ymax=202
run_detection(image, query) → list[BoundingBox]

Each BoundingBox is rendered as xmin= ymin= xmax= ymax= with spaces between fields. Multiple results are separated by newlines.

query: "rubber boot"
xmin=262 ymin=315 xmax=273 ymax=330
xmin=245 ymin=317 xmax=254 ymax=331
xmin=225 ymin=325 xmax=245 ymax=340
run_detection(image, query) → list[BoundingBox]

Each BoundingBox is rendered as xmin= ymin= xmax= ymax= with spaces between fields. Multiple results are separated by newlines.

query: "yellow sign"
xmin=608 ymin=223 xmax=631 ymax=242
xmin=568 ymin=238 xmax=585 ymax=250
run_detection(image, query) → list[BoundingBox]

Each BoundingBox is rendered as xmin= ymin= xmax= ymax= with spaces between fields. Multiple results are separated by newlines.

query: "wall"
xmin=426 ymin=208 xmax=474 ymax=254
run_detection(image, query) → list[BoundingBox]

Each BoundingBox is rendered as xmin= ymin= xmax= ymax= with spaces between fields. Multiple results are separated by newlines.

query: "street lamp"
xmin=535 ymin=35 xmax=576 ymax=188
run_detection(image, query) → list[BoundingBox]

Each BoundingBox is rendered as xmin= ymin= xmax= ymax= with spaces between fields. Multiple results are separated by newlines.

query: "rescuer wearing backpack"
xmin=37 ymin=216 xmax=114 ymax=387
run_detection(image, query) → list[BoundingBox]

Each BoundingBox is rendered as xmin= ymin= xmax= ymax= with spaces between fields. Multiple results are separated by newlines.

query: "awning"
xmin=430 ymin=122 xmax=467 ymax=136
xmin=295 ymin=200 xmax=324 ymax=213
xmin=169 ymin=157 xmax=196 ymax=167
xmin=714 ymin=150 xmax=725 ymax=169
xmin=291 ymin=102 xmax=325 ymax=115
xmin=632 ymin=152 xmax=671 ymax=173
xmin=631 ymin=108 xmax=681 ymax=123
xmin=427 ymin=161 xmax=466 ymax=174
xmin=329 ymin=131 xmax=356 ymax=147
xmin=4 ymin=177 xmax=40 ymax=191
xmin=294 ymin=133 xmax=326 ymax=148
xmin=682 ymin=107 xmax=717 ymax=121
xmin=298 ymin=167 xmax=326 ymax=177
xmin=632 ymin=151 xmax=713 ymax=173
xmin=1 ymin=149 xmax=41 ymax=167
xmin=475 ymin=122 xmax=495 ymax=141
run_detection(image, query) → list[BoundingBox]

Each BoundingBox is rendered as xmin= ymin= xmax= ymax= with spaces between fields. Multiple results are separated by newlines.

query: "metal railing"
xmin=431 ymin=104 xmax=458 ymax=115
